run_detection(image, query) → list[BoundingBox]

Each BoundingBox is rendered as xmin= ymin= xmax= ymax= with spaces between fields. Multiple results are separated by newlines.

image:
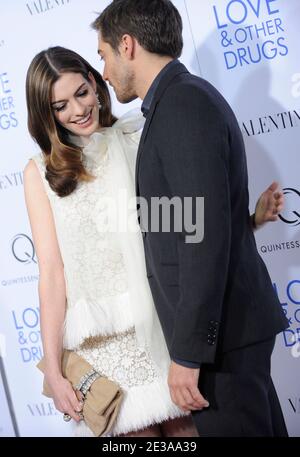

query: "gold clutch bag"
xmin=37 ymin=350 xmax=123 ymax=436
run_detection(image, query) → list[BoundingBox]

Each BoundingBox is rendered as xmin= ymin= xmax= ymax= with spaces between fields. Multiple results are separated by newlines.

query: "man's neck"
xmin=135 ymin=56 xmax=174 ymax=100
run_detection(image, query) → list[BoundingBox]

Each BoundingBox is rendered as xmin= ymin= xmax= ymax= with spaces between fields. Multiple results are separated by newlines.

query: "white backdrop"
xmin=0 ymin=0 xmax=299 ymax=436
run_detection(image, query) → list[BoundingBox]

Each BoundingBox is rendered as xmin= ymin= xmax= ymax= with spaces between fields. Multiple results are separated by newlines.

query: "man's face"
xmin=97 ymin=33 xmax=137 ymax=104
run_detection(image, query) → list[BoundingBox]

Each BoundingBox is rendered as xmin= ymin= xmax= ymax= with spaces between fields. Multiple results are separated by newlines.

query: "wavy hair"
xmin=26 ymin=46 xmax=116 ymax=197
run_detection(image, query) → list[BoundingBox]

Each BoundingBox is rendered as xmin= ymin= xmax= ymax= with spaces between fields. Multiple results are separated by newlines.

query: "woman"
xmin=24 ymin=46 xmax=283 ymax=437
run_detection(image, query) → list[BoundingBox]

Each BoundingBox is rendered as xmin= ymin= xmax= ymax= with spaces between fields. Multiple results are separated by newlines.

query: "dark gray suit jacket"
xmin=136 ymin=61 xmax=288 ymax=364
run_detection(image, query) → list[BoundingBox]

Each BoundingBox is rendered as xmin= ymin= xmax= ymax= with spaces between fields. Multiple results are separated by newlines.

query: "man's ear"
xmin=88 ymin=71 xmax=97 ymax=91
xmin=120 ymin=34 xmax=136 ymax=60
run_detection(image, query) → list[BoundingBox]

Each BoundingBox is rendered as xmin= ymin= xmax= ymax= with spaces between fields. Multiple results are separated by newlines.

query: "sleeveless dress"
xmin=32 ymin=110 xmax=185 ymax=436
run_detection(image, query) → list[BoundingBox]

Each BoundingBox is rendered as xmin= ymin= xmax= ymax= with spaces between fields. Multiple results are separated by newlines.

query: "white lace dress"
xmin=32 ymin=111 xmax=185 ymax=437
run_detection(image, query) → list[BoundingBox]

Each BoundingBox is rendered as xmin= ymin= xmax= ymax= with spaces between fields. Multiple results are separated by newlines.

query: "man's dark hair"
xmin=91 ymin=0 xmax=183 ymax=58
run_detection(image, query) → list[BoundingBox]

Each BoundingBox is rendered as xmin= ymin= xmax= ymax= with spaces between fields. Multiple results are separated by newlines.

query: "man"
xmin=92 ymin=0 xmax=288 ymax=436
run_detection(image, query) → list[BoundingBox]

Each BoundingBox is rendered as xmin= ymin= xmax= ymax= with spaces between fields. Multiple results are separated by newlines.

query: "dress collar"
xmin=68 ymin=108 xmax=145 ymax=163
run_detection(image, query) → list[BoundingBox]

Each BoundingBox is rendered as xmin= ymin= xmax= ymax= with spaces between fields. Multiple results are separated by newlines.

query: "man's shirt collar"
xmin=141 ymin=59 xmax=179 ymax=117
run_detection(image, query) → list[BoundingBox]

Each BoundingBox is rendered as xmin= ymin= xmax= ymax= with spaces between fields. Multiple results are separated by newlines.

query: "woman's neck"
xmin=79 ymin=124 xmax=103 ymax=146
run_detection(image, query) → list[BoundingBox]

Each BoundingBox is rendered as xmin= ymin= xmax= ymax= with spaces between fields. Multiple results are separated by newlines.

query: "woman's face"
xmin=51 ymin=72 xmax=100 ymax=137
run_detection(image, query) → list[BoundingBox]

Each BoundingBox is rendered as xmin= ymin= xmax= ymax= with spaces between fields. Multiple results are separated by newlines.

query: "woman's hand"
xmin=253 ymin=181 xmax=284 ymax=230
xmin=44 ymin=372 xmax=83 ymax=422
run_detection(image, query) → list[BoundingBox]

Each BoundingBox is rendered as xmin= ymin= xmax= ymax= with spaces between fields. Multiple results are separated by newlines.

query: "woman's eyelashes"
xmin=54 ymin=104 xmax=66 ymax=112
xmin=77 ymin=89 xmax=88 ymax=97
xmin=52 ymin=90 xmax=89 ymax=113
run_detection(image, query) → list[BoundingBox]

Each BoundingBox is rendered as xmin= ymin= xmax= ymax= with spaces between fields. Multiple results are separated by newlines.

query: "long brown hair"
xmin=26 ymin=46 xmax=116 ymax=197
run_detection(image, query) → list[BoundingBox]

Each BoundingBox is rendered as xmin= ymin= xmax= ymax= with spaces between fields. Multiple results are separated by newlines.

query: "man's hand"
xmin=168 ymin=361 xmax=209 ymax=412
xmin=254 ymin=181 xmax=284 ymax=229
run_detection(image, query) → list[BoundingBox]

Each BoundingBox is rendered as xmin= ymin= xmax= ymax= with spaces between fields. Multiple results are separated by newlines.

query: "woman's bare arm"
xmin=24 ymin=160 xmax=82 ymax=421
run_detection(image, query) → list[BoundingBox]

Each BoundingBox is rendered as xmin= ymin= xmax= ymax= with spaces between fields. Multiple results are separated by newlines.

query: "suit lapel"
xmin=135 ymin=62 xmax=189 ymax=196
xmin=135 ymin=102 xmax=157 ymax=195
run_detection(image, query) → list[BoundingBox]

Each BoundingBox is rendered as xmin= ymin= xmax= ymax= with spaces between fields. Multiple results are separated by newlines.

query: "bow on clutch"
xmin=37 ymin=350 xmax=123 ymax=436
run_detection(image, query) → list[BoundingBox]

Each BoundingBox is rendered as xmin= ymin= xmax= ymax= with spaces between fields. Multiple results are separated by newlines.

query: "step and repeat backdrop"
xmin=0 ymin=0 xmax=299 ymax=436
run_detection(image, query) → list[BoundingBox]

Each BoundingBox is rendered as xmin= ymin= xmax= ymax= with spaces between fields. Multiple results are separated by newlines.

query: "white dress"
xmin=32 ymin=110 xmax=185 ymax=436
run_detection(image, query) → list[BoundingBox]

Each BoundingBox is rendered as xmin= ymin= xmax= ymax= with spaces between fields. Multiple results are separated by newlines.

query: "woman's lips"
xmin=73 ymin=110 xmax=93 ymax=128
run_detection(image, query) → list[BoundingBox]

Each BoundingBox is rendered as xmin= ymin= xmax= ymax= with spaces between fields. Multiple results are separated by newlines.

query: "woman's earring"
xmin=96 ymin=93 xmax=102 ymax=110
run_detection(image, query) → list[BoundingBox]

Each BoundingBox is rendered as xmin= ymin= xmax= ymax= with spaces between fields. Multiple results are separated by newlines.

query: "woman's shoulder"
xmin=24 ymin=153 xmax=44 ymax=176
xmin=24 ymin=153 xmax=49 ymax=195
xmin=23 ymin=156 xmax=46 ymax=199
xmin=27 ymin=152 xmax=46 ymax=171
